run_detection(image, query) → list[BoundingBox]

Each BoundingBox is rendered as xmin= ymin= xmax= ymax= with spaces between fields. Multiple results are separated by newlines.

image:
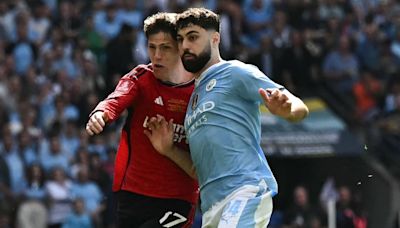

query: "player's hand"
xmin=259 ymin=88 xmax=292 ymax=118
xmin=144 ymin=114 xmax=175 ymax=157
xmin=86 ymin=111 xmax=109 ymax=136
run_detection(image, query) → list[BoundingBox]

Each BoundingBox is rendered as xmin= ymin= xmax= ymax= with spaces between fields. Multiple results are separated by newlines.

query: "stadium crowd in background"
xmin=1 ymin=0 xmax=399 ymax=227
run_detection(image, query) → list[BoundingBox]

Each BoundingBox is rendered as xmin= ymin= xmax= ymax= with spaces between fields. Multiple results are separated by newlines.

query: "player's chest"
xmin=189 ymin=78 xmax=230 ymax=111
xmin=139 ymin=85 xmax=192 ymax=114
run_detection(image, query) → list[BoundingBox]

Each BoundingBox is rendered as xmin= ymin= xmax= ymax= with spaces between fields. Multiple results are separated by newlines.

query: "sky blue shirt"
xmin=62 ymin=212 xmax=92 ymax=228
xmin=184 ymin=60 xmax=281 ymax=211
xmin=3 ymin=149 xmax=26 ymax=193
xmin=70 ymin=182 xmax=102 ymax=213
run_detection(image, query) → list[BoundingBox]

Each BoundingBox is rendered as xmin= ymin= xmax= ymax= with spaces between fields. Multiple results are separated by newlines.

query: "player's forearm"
xmin=91 ymin=100 xmax=124 ymax=122
xmin=91 ymin=91 xmax=134 ymax=122
xmin=285 ymin=97 xmax=309 ymax=122
xmin=90 ymin=77 xmax=137 ymax=121
xmin=164 ymin=146 xmax=197 ymax=180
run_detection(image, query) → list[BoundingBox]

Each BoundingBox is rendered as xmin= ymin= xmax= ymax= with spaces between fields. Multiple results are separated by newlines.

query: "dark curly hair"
xmin=176 ymin=8 xmax=220 ymax=32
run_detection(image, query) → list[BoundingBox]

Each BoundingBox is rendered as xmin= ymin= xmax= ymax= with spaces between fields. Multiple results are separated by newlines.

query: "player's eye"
xmin=161 ymin=45 xmax=171 ymax=50
xmin=188 ymin=35 xmax=197 ymax=41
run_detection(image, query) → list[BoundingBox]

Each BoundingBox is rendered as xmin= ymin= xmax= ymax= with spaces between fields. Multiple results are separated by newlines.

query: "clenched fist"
xmin=86 ymin=111 xmax=109 ymax=136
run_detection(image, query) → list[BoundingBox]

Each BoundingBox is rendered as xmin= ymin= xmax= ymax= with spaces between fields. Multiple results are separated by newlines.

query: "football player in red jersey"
xmin=85 ymin=13 xmax=198 ymax=228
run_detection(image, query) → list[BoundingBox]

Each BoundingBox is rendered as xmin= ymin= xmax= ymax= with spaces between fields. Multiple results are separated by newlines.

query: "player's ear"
xmin=211 ymin=32 xmax=220 ymax=46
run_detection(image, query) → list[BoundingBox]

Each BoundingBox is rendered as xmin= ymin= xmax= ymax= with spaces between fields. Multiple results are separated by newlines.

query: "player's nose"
xmin=154 ymin=48 xmax=162 ymax=59
xmin=181 ymin=38 xmax=192 ymax=50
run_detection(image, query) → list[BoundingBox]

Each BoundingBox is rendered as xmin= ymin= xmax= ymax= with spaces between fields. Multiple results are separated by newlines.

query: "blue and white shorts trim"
xmin=202 ymin=180 xmax=273 ymax=228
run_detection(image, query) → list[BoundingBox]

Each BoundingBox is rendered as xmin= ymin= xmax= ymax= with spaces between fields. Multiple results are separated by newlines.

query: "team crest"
xmin=191 ymin=94 xmax=199 ymax=109
xmin=206 ymin=79 xmax=217 ymax=91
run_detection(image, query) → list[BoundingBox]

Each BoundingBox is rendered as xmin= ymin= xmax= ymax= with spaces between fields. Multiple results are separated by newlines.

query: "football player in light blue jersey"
xmin=146 ymin=7 xmax=309 ymax=228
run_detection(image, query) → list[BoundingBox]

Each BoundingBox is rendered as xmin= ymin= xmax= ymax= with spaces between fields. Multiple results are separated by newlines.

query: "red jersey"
xmin=92 ymin=64 xmax=198 ymax=204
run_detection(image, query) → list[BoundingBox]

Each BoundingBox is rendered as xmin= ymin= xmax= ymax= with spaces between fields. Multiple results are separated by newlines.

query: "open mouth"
xmin=153 ymin=64 xmax=164 ymax=68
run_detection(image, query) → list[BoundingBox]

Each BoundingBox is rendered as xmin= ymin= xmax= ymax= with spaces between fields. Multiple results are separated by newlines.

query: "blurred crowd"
xmin=0 ymin=0 xmax=399 ymax=227
xmin=269 ymin=181 xmax=367 ymax=228
xmin=260 ymin=180 xmax=367 ymax=228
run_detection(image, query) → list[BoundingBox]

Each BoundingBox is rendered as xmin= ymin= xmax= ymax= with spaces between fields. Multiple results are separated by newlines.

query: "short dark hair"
xmin=176 ymin=8 xmax=220 ymax=32
xmin=143 ymin=12 xmax=177 ymax=39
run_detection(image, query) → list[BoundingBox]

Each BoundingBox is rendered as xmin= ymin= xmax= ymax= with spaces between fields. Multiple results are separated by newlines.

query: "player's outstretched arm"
xmin=259 ymin=88 xmax=309 ymax=122
xmin=144 ymin=115 xmax=197 ymax=179
xmin=86 ymin=66 xmax=144 ymax=136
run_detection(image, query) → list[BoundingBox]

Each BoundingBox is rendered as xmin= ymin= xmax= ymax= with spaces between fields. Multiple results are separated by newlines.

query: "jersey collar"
xmin=195 ymin=60 xmax=226 ymax=87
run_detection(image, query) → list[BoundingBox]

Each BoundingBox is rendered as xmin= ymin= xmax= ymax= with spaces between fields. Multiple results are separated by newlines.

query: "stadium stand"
xmin=0 ymin=0 xmax=400 ymax=227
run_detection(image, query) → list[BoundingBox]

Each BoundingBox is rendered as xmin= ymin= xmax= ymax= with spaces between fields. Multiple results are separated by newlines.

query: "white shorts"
xmin=201 ymin=180 xmax=273 ymax=228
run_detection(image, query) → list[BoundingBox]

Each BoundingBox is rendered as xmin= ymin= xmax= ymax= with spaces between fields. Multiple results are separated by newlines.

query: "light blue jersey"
xmin=184 ymin=60 xmax=282 ymax=212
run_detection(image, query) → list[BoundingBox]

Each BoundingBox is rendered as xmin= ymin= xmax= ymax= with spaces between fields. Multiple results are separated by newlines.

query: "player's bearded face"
xmin=181 ymin=42 xmax=211 ymax=73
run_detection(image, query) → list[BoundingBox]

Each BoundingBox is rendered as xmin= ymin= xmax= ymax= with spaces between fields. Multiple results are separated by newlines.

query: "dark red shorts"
xmin=115 ymin=191 xmax=196 ymax=228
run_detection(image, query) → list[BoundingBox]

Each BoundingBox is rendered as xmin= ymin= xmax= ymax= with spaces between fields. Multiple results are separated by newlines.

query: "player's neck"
xmin=194 ymin=56 xmax=222 ymax=79
xmin=166 ymin=65 xmax=193 ymax=84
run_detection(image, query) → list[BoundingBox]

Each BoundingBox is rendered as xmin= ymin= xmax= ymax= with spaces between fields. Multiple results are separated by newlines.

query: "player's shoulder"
xmin=226 ymin=60 xmax=263 ymax=78
xmin=122 ymin=64 xmax=154 ymax=81
xmin=206 ymin=60 xmax=249 ymax=75
xmin=228 ymin=60 xmax=260 ymax=71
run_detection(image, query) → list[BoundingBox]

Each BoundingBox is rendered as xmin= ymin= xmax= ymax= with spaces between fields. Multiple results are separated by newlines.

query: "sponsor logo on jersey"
xmin=186 ymin=101 xmax=215 ymax=126
xmin=143 ymin=115 xmax=187 ymax=143
xmin=185 ymin=101 xmax=215 ymax=135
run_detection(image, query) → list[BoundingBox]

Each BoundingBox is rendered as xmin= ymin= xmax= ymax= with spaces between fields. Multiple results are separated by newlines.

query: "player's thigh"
xmin=116 ymin=191 xmax=194 ymax=228
xmin=115 ymin=191 xmax=146 ymax=227
xmin=218 ymin=191 xmax=273 ymax=228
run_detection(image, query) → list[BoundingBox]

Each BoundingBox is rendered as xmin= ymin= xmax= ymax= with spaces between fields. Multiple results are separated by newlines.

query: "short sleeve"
xmin=232 ymin=63 xmax=283 ymax=103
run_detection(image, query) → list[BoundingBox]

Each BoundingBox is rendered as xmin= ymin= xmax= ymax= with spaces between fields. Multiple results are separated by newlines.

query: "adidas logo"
xmin=154 ymin=96 xmax=164 ymax=106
